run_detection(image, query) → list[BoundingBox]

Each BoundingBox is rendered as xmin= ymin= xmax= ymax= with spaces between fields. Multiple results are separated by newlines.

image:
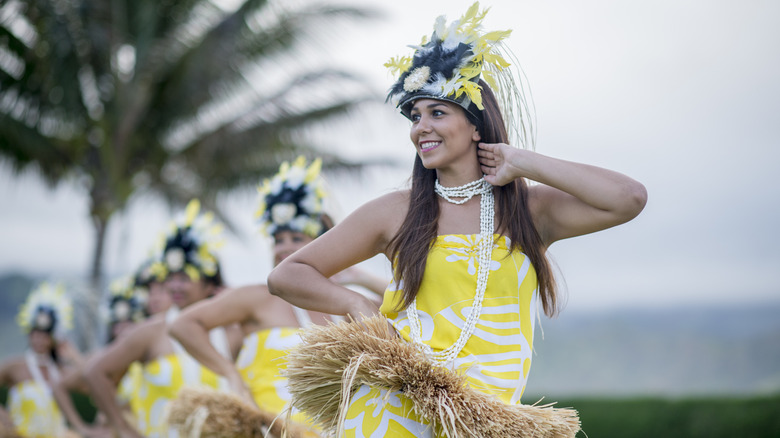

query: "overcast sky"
xmin=2 ymin=0 xmax=779 ymax=315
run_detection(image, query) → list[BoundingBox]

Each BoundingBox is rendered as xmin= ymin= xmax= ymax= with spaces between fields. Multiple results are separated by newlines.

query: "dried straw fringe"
xmin=165 ymin=386 xmax=321 ymax=438
xmin=284 ymin=315 xmax=581 ymax=438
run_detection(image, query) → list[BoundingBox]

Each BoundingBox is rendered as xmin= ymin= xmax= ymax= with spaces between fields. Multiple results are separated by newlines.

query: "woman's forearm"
xmin=83 ymin=365 xmax=139 ymax=437
xmin=516 ymin=150 xmax=646 ymax=217
xmin=169 ymin=318 xmax=236 ymax=378
xmin=269 ymin=261 xmax=380 ymax=320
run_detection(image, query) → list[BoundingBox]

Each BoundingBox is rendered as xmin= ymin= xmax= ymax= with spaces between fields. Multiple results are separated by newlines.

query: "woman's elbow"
xmin=620 ymin=180 xmax=648 ymax=221
xmin=168 ymin=320 xmax=185 ymax=343
xmin=267 ymin=265 xmax=286 ymax=298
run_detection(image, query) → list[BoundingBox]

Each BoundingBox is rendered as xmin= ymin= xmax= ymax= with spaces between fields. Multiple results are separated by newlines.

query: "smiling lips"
xmin=419 ymin=140 xmax=441 ymax=152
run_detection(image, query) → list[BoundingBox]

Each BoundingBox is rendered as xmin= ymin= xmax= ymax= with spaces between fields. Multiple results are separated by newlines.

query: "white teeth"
xmin=420 ymin=141 xmax=440 ymax=149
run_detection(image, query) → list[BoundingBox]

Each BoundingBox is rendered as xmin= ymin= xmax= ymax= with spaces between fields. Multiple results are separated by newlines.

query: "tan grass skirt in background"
xmin=284 ymin=315 xmax=581 ymax=438
xmin=165 ymin=386 xmax=322 ymax=438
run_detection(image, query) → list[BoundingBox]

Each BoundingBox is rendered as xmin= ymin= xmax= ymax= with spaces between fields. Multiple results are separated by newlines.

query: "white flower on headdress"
xmin=112 ymin=300 xmax=132 ymax=322
xmin=271 ymin=203 xmax=297 ymax=226
xmin=34 ymin=311 xmax=52 ymax=331
xmin=404 ymin=66 xmax=431 ymax=92
xmin=165 ymin=247 xmax=185 ymax=271
xmin=299 ymin=192 xmax=321 ymax=215
xmin=17 ymin=283 xmax=73 ymax=338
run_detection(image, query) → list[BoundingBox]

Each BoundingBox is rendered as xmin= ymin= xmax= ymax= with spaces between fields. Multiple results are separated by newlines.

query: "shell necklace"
xmin=407 ymin=177 xmax=494 ymax=363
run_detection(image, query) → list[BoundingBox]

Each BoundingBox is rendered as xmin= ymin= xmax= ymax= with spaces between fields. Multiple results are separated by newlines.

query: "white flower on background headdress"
xmin=151 ymin=199 xmax=224 ymax=283
xmin=17 ymin=282 xmax=73 ymax=339
xmin=385 ymin=1 xmax=534 ymax=148
xmin=255 ymin=156 xmax=327 ymax=238
xmin=103 ymin=276 xmax=147 ymax=325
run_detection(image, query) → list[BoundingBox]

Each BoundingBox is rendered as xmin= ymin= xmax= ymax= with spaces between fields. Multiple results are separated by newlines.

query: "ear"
xmin=472 ymin=126 xmax=482 ymax=142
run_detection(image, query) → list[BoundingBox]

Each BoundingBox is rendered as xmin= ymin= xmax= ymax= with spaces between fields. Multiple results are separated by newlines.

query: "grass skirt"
xmin=165 ymin=386 xmax=321 ymax=437
xmin=283 ymin=315 xmax=581 ymax=438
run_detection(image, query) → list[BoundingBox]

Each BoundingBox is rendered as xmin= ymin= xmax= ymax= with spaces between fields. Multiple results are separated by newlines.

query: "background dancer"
xmin=85 ymin=200 xmax=242 ymax=438
xmin=268 ymin=2 xmax=647 ymax=436
xmin=168 ymin=157 xmax=385 ymax=435
xmin=0 ymin=283 xmax=80 ymax=437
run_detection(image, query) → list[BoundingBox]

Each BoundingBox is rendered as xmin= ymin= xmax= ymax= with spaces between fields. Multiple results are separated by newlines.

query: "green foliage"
xmin=0 ymin=0 xmax=377 ymax=299
xmin=529 ymin=394 xmax=780 ymax=438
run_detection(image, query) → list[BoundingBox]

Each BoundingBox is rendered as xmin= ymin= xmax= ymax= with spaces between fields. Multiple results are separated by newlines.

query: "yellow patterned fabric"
xmin=236 ymin=328 xmax=320 ymax=435
xmin=117 ymin=361 xmax=143 ymax=422
xmin=132 ymin=354 xmax=222 ymax=438
xmin=7 ymin=380 xmax=66 ymax=437
xmin=343 ymin=234 xmax=538 ymax=437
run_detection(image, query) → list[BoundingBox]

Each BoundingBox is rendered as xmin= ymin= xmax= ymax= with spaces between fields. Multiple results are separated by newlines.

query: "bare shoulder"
xmin=0 ymin=357 xmax=25 ymax=385
xmin=348 ymin=189 xmax=409 ymax=242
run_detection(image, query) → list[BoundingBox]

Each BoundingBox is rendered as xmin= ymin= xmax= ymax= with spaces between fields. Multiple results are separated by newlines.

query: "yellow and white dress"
xmin=236 ymin=328 xmax=301 ymax=414
xmin=132 ymin=354 xmax=222 ymax=437
xmin=132 ymin=308 xmax=230 ymax=438
xmin=343 ymin=234 xmax=538 ymax=437
xmin=7 ymin=352 xmax=67 ymax=438
xmin=237 ymin=326 xmax=323 ymax=436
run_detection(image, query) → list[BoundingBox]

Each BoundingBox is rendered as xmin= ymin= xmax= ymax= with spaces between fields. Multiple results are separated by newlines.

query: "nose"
xmin=413 ymin=114 xmax=432 ymax=134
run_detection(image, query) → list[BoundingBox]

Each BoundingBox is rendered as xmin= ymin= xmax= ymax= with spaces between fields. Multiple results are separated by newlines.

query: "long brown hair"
xmin=386 ymin=81 xmax=558 ymax=317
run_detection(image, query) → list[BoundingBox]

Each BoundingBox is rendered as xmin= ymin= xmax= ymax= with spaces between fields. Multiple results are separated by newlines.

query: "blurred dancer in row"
xmin=0 ymin=283 xmax=80 ymax=437
xmin=168 ymin=157 xmax=386 ymax=436
xmin=85 ymin=200 xmax=242 ymax=438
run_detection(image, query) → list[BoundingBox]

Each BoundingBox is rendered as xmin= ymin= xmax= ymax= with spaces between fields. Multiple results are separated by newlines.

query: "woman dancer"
xmin=268 ymin=3 xmax=647 ymax=437
xmin=85 ymin=200 xmax=242 ymax=438
xmin=168 ymin=157 xmax=385 ymax=436
xmin=0 ymin=283 xmax=78 ymax=437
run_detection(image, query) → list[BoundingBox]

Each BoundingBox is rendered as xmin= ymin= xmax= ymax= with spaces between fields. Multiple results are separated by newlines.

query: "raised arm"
xmin=169 ymin=286 xmax=262 ymax=402
xmin=268 ymin=192 xmax=406 ymax=321
xmin=478 ymin=143 xmax=647 ymax=246
xmin=84 ymin=321 xmax=154 ymax=438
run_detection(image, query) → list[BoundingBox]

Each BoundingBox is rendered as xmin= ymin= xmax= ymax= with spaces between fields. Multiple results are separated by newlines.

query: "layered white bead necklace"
xmin=407 ymin=177 xmax=495 ymax=364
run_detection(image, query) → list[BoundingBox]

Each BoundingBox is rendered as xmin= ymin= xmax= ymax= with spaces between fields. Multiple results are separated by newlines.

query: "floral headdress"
xmin=151 ymin=199 xmax=224 ymax=283
xmin=103 ymin=276 xmax=148 ymax=325
xmin=385 ymin=2 xmax=533 ymax=148
xmin=17 ymin=282 xmax=73 ymax=339
xmin=255 ymin=156 xmax=327 ymax=238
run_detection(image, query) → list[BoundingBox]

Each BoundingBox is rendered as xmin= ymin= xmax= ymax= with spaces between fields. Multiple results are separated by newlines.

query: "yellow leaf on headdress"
xmin=149 ymin=262 xmax=168 ymax=282
xmin=385 ymin=56 xmax=413 ymax=77
xmin=293 ymin=155 xmax=306 ymax=169
xmin=460 ymin=2 xmax=481 ymax=26
xmin=305 ymin=158 xmax=322 ymax=184
xmin=482 ymin=70 xmax=498 ymax=90
xmin=482 ymin=30 xmax=512 ymax=43
xmin=184 ymin=265 xmax=201 ymax=282
xmin=184 ymin=199 xmax=200 ymax=225
xmin=254 ymin=201 xmax=266 ymax=219
xmin=461 ymin=81 xmax=484 ymax=110
xmin=278 ymin=161 xmax=290 ymax=178
xmin=483 ymin=53 xmax=511 ymax=69
xmin=459 ymin=65 xmax=482 ymax=80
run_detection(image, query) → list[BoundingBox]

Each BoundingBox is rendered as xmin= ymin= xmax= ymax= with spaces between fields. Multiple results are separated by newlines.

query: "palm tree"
xmin=0 ymin=0 xmax=376 ymax=347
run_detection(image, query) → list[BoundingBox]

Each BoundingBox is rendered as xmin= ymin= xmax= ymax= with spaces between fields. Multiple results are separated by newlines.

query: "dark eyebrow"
xmin=410 ymin=101 xmax=448 ymax=113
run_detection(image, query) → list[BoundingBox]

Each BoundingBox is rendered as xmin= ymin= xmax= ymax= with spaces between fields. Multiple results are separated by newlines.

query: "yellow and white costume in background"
xmin=343 ymin=234 xmax=538 ymax=437
xmin=7 ymin=351 xmax=67 ymax=438
xmin=131 ymin=307 xmax=231 ymax=438
xmin=236 ymin=307 xmax=340 ymax=435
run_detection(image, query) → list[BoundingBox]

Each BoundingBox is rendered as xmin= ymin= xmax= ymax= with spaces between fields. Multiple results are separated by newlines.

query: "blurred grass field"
xmin=535 ymin=394 xmax=780 ymax=437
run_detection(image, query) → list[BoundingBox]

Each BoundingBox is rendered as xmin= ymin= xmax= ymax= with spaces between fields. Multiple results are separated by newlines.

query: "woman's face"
xmin=146 ymin=281 xmax=172 ymax=315
xmin=273 ymin=230 xmax=314 ymax=266
xmin=28 ymin=330 xmax=54 ymax=355
xmin=409 ymin=99 xmax=481 ymax=171
xmin=164 ymin=272 xmax=213 ymax=309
